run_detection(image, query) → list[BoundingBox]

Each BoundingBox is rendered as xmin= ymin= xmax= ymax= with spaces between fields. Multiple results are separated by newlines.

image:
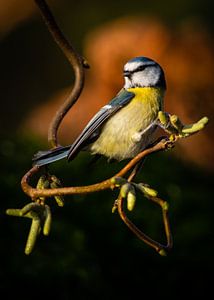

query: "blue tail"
xmin=32 ymin=146 xmax=70 ymax=167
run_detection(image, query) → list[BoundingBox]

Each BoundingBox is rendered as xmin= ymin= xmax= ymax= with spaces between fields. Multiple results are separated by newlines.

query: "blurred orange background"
xmin=1 ymin=1 xmax=214 ymax=298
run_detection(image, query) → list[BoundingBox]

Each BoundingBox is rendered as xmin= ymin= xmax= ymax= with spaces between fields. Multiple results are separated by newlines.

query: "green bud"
xmin=6 ymin=209 xmax=22 ymax=217
xmin=36 ymin=175 xmax=48 ymax=189
xmin=120 ymin=183 xmax=131 ymax=198
xmin=170 ymin=114 xmax=183 ymax=132
xmin=127 ymin=189 xmax=136 ymax=211
xmin=198 ymin=116 xmax=209 ymax=125
xmin=158 ymin=111 xmax=169 ymax=126
xmin=25 ymin=213 xmax=41 ymax=255
xmin=36 ymin=175 xmax=50 ymax=202
xmin=50 ymin=182 xmax=64 ymax=206
xmin=144 ymin=186 xmax=157 ymax=197
xmin=43 ymin=205 xmax=52 ymax=236
xmin=110 ymin=177 xmax=116 ymax=184
xmin=158 ymin=249 xmax=167 ymax=256
xmin=54 ymin=196 xmax=64 ymax=207
xmin=182 ymin=116 xmax=208 ymax=135
xmin=137 ymin=183 xmax=158 ymax=197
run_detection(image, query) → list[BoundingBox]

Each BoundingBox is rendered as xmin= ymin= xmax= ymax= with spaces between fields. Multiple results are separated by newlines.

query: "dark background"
xmin=0 ymin=0 xmax=213 ymax=299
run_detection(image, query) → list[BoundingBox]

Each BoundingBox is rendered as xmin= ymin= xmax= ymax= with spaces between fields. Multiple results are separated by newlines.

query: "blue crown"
xmin=127 ymin=56 xmax=157 ymax=65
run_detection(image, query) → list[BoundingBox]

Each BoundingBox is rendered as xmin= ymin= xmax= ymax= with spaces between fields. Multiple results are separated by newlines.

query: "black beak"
xmin=123 ymin=70 xmax=131 ymax=78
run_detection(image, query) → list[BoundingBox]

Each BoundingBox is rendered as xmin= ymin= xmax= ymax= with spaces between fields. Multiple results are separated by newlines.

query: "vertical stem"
xmin=34 ymin=0 xmax=87 ymax=147
xmin=147 ymin=196 xmax=173 ymax=251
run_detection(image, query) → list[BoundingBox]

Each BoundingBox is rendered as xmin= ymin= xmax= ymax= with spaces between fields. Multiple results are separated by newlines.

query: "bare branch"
xmin=116 ymin=149 xmax=173 ymax=255
xmin=21 ymin=138 xmax=169 ymax=199
xmin=34 ymin=0 xmax=89 ymax=147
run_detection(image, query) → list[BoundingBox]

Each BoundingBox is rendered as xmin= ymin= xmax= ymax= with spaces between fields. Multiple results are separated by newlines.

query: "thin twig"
xmin=147 ymin=196 xmax=173 ymax=250
xmin=116 ymin=153 xmax=173 ymax=255
xmin=117 ymin=196 xmax=165 ymax=253
xmin=34 ymin=0 xmax=88 ymax=147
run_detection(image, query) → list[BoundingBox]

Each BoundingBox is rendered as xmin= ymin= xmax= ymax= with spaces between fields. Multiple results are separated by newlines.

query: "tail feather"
xmin=32 ymin=146 xmax=70 ymax=166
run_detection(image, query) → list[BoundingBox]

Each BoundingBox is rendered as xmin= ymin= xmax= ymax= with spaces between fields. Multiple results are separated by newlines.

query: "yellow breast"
xmin=127 ymin=87 xmax=164 ymax=109
xmin=90 ymin=87 xmax=164 ymax=160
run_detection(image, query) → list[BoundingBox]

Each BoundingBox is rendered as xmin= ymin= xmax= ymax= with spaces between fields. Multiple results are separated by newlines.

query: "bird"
xmin=33 ymin=56 xmax=166 ymax=167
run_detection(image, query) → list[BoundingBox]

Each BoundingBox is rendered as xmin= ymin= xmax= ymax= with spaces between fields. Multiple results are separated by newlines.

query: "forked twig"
xmin=116 ymin=156 xmax=173 ymax=255
xmin=117 ymin=196 xmax=172 ymax=255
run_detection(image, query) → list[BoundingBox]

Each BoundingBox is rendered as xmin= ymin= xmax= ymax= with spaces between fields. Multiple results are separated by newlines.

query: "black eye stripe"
xmin=135 ymin=65 xmax=146 ymax=72
xmin=126 ymin=65 xmax=148 ymax=74
xmin=124 ymin=63 xmax=156 ymax=75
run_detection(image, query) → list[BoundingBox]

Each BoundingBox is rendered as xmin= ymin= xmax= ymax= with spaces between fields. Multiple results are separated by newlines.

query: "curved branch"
xmin=117 ymin=196 xmax=162 ymax=251
xmin=34 ymin=0 xmax=89 ymax=147
xmin=117 ymin=195 xmax=173 ymax=254
xmin=116 ymin=155 xmax=173 ymax=255
xmin=21 ymin=138 xmax=168 ymax=199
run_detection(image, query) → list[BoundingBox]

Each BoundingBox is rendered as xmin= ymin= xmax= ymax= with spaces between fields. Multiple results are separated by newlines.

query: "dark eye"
xmin=136 ymin=65 xmax=145 ymax=72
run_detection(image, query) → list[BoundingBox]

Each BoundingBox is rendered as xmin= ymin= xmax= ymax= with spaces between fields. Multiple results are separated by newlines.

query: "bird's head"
xmin=123 ymin=56 xmax=166 ymax=89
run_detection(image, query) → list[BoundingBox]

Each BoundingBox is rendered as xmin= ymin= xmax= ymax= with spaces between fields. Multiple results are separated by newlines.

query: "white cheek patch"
xmin=131 ymin=72 xmax=146 ymax=86
xmin=131 ymin=67 xmax=160 ymax=87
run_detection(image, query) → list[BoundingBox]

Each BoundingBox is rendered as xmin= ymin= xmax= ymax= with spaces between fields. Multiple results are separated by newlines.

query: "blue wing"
xmin=32 ymin=89 xmax=134 ymax=166
xmin=67 ymin=88 xmax=134 ymax=161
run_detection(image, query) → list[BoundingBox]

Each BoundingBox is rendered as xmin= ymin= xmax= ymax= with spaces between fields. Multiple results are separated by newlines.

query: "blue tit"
xmin=33 ymin=56 xmax=166 ymax=166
